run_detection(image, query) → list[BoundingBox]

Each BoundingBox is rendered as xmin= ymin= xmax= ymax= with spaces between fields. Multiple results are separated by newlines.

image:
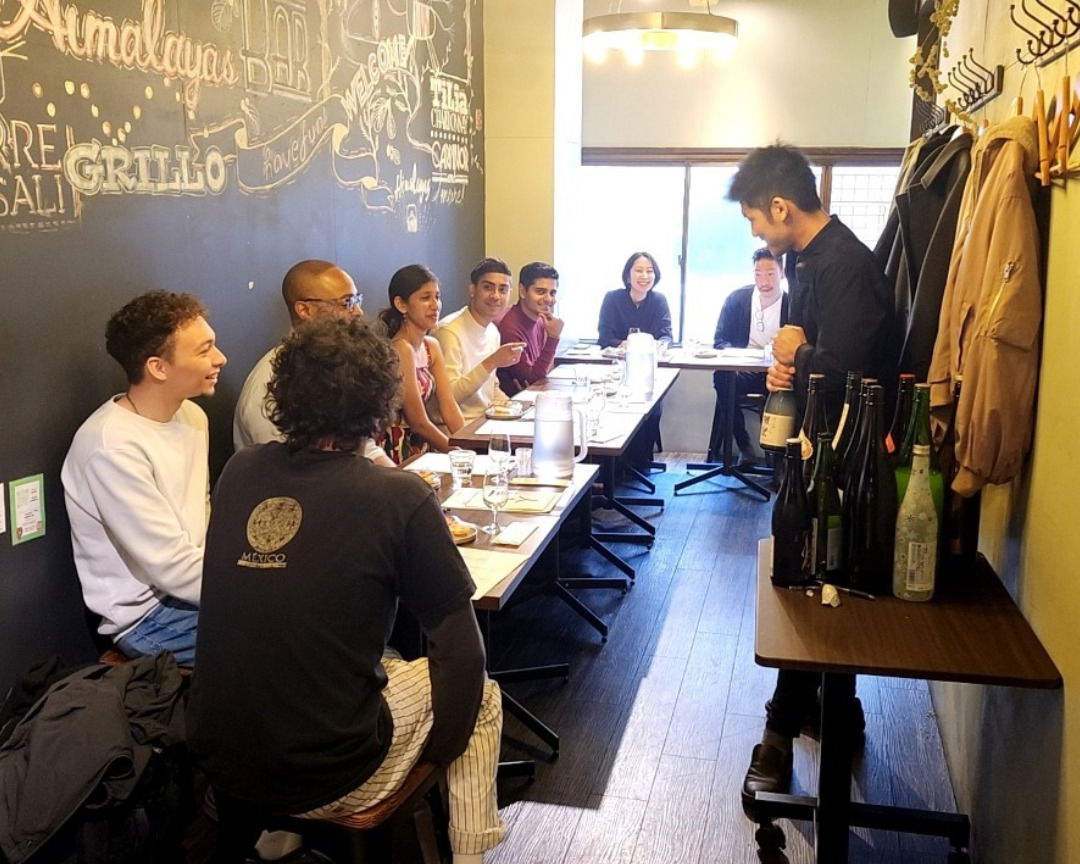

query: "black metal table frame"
xmin=674 ymin=369 xmax=771 ymax=500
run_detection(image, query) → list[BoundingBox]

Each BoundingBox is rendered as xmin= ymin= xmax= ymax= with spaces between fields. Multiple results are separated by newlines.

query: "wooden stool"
xmin=213 ymin=760 xmax=450 ymax=864
xmin=98 ymin=647 xmax=193 ymax=677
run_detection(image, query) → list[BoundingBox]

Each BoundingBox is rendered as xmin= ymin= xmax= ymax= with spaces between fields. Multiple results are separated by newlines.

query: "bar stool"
xmin=211 ymin=761 xmax=450 ymax=864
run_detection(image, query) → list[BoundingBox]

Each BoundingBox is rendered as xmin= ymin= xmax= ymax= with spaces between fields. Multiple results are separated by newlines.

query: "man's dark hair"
xmin=105 ymin=291 xmax=207 ymax=384
xmin=727 ymin=144 xmax=822 ymax=213
xmin=752 ymin=248 xmax=779 ymax=264
xmin=621 ymin=252 xmax=661 ymax=291
xmin=268 ymin=317 xmax=400 ymax=452
xmin=469 ymin=257 xmax=511 ymax=285
xmin=519 ymin=261 xmax=559 ymax=288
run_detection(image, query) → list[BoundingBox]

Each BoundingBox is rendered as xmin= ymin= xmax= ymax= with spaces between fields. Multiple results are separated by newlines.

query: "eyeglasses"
xmin=300 ymin=294 xmax=363 ymax=310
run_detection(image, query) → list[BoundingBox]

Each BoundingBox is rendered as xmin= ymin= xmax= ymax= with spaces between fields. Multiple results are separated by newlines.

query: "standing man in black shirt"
xmin=727 ymin=145 xmax=896 ymax=814
xmin=188 ymin=317 xmax=504 ymax=864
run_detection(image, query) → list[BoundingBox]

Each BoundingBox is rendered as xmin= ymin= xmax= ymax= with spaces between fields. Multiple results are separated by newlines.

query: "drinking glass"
xmin=481 ymin=470 xmax=510 ymax=535
xmin=447 ymin=449 xmax=476 ymax=490
xmin=488 ymin=433 xmax=512 ymax=471
xmin=586 ymin=384 xmax=606 ymax=439
xmin=610 ymin=358 xmax=629 ymax=407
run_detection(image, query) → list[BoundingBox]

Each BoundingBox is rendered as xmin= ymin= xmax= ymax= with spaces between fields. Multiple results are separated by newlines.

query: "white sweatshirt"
xmin=432 ymin=306 xmax=506 ymax=424
xmin=61 ymin=397 xmax=209 ymax=636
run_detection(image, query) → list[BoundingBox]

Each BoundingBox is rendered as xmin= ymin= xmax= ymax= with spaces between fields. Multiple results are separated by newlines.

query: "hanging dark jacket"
xmin=0 ymin=654 xmax=186 ymax=864
xmin=876 ymin=132 xmax=972 ymax=380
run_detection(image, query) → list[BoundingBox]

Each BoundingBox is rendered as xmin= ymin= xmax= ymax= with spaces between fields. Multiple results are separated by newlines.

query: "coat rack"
xmin=946 ymin=49 xmax=1005 ymax=113
xmin=1009 ymin=0 xmax=1080 ymax=66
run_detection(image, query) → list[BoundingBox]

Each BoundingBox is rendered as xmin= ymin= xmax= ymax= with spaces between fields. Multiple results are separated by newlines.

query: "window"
xmin=566 ymin=151 xmax=900 ymax=343
xmin=563 ymin=166 xmax=684 ymax=344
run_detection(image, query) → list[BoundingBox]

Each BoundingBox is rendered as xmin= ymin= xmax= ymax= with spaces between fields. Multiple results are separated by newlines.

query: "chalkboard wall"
xmin=0 ymin=0 xmax=486 ymax=690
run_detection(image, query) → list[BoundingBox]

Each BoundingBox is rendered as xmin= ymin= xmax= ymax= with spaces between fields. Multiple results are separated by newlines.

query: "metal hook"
xmin=1011 ymin=3 xmax=1045 ymax=63
xmin=1025 ymin=0 xmax=1065 ymax=49
xmin=1030 ymin=0 xmax=1069 ymax=40
xmin=965 ymin=49 xmax=994 ymax=85
xmin=960 ymin=53 xmax=990 ymax=94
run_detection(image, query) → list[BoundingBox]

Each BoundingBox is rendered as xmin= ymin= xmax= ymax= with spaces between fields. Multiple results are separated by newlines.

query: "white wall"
xmin=581 ymin=0 xmax=914 ymax=148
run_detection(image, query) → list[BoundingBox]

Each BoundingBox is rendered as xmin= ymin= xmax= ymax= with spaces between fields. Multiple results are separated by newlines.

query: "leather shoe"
xmin=741 ymin=743 xmax=793 ymax=817
xmin=763 ymin=696 xmax=865 ymax=742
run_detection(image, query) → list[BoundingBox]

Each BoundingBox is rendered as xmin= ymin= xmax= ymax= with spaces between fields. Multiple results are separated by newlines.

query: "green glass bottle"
xmin=895 ymin=383 xmax=943 ymax=519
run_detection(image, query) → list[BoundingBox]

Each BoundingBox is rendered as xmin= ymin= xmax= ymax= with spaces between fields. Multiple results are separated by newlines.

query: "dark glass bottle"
xmin=830 ymin=370 xmax=863 ymax=456
xmin=838 ymin=377 xmax=878 ymax=491
xmin=772 ymin=438 xmax=813 ymax=587
xmin=798 ymin=373 xmax=830 ymax=486
xmin=895 ymin=383 xmax=943 ymax=517
xmin=808 ymin=432 xmax=843 ymax=582
xmin=886 ymin=373 xmax=916 ymax=462
xmin=841 ymin=384 xmax=898 ymax=594
xmin=938 ymin=377 xmax=980 ymax=583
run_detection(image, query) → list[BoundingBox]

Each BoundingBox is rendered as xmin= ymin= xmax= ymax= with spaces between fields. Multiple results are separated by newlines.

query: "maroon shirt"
xmin=496 ymin=303 xmax=559 ymax=395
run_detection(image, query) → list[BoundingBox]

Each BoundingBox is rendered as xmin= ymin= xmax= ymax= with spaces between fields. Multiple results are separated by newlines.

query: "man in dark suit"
xmin=710 ymin=248 xmax=789 ymax=466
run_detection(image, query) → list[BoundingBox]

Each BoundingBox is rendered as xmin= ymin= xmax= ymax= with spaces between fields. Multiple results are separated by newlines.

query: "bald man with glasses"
xmin=233 ymin=259 xmax=393 ymax=466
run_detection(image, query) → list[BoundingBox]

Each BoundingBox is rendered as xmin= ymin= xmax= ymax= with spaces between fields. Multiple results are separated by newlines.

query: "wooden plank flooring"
xmin=487 ymin=455 xmax=958 ymax=864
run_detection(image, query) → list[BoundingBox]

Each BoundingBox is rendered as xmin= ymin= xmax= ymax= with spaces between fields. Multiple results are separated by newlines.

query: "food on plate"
xmin=414 ymin=469 xmax=441 ymax=489
xmin=445 ymin=515 xmax=477 ymax=544
xmin=486 ymin=401 xmax=525 ymax=419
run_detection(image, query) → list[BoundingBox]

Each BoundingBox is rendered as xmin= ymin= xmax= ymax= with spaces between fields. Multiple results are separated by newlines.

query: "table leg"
xmin=815 ymin=672 xmax=855 ymax=862
xmin=675 ymin=370 xmax=770 ymax=500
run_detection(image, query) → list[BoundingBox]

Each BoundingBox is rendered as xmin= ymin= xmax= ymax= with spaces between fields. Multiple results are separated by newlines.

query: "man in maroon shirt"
xmin=496 ymin=262 xmax=564 ymax=395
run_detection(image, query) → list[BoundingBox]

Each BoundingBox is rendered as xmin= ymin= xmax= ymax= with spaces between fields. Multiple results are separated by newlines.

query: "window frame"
xmin=580 ymin=147 xmax=904 ymax=343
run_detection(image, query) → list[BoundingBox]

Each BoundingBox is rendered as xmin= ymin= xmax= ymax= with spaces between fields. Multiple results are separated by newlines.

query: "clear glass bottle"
xmin=760 ymin=386 xmax=797 ymax=452
xmin=893 ymin=444 xmax=938 ymax=601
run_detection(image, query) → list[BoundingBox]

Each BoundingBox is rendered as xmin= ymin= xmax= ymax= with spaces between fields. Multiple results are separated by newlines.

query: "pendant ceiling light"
xmin=583 ymin=3 xmax=738 ymax=67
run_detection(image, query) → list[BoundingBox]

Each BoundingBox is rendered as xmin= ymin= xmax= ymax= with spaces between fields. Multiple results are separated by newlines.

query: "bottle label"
xmin=831 ymin=403 xmax=850 ymax=451
xmin=760 ymin=411 xmax=795 ymax=449
xmin=799 ymin=430 xmax=814 ymax=461
xmin=905 ymin=541 xmax=934 ymax=591
xmin=825 ymin=517 xmax=842 ymax=571
xmin=885 ymin=433 xmax=896 ymax=454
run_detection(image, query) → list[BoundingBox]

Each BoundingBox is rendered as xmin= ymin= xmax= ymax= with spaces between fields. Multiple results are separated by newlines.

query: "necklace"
xmin=124 ymin=392 xmax=142 ymax=416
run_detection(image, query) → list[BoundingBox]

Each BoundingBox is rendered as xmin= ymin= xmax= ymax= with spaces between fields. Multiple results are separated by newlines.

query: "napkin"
xmin=492 ymin=522 xmax=537 ymax=547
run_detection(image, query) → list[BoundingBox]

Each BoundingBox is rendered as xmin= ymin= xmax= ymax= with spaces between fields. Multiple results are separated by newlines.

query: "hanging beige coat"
xmin=927 ymin=115 xmax=1042 ymax=497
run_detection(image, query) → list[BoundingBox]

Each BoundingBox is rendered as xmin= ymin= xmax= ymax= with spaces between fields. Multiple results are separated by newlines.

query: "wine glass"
xmin=610 ymin=358 xmax=629 ymax=407
xmin=481 ymin=469 xmax=510 ymax=535
xmin=488 ymin=433 xmax=512 ymax=472
xmin=586 ymin=383 xmax=606 ymax=440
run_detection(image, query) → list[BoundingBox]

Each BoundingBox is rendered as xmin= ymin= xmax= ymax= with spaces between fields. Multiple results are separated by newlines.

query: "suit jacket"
xmin=713 ymin=285 xmax=790 ymax=349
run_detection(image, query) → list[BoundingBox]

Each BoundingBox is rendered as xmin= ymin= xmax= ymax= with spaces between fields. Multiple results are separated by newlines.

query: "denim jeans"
xmin=116 ymin=597 xmax=198 ymax=667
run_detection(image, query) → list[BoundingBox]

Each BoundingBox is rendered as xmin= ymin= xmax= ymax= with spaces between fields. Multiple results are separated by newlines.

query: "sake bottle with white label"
xmin=892 ymin=443 xmax=938 ymax=602
xmin=760 ymin=386 xmax=797 ymax=452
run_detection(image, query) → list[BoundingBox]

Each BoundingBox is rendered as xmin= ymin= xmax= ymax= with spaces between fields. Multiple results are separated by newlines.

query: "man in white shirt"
xmin=62 ymin=291 xmax=227 ymax=666
xmin=233 ymin=259 xmax=393 ymax=466
xmin=431 ymin=257 xmax=526 ymax=425
xmin=710 ymin=248 xmax=789 ymax=465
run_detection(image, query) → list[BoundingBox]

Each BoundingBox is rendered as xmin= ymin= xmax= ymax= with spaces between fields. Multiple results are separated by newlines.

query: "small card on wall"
xmin=0 ymin=483 xmax=6 ymax=535
xmin=9 ymin=474 xmax=45 ymax=545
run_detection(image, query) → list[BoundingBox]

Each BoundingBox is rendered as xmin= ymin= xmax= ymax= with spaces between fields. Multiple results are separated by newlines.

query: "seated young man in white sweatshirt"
xmin=431 ymin=257 xmax=525 ymax=426
xmin=62 ymin=291 xmax=227 ymax=666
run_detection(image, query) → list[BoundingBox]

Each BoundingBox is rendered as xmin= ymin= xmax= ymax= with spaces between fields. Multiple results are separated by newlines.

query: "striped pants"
xmin=298 ymin=657 xmax=505 ymax=855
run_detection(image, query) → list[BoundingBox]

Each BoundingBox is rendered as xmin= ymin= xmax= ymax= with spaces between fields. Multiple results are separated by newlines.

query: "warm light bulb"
xmin=584 ymin=38 xmax=608 ymax=63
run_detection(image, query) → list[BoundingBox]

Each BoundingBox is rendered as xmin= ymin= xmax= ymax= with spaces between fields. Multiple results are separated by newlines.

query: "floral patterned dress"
xmin=380 ymin=339 xmax=436 ymax=465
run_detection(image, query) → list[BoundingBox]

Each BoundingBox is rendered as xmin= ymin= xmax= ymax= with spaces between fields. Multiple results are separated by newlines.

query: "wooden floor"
xmin=484 ymin=454 xmax=957 ymax=864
